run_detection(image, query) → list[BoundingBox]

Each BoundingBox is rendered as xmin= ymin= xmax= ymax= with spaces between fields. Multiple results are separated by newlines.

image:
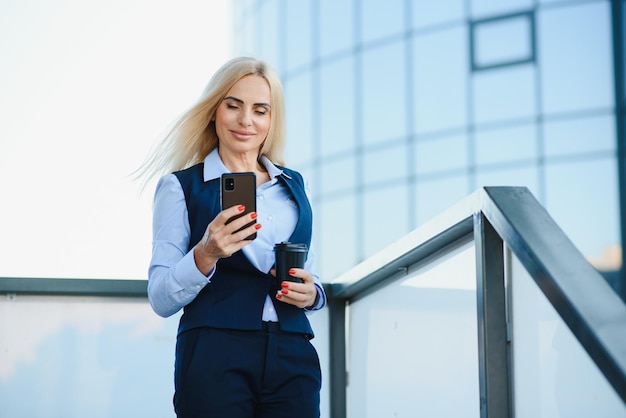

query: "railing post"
xmin=474 ymin=212 xmax=512 ymax=417
xmin=327 ymin=285 xmax=347 ymax=418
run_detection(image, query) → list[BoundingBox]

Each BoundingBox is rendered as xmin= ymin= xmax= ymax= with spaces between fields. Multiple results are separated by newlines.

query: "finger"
xmin=285 ymin=268 xmax=312 ymax=284
xmin=224 ymin=212 xmax=259 ymax=236
xmin=276 ymin=289 xmax=314 ymax=309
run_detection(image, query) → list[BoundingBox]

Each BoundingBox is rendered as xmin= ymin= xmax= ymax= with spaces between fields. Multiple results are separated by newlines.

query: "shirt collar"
xmin=202 ymin=148 xmax=286 ymax=182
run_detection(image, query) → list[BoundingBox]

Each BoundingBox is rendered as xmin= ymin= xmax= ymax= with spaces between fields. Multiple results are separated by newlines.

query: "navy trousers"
xmin=173 ymin=323 xmax=321 ymax=418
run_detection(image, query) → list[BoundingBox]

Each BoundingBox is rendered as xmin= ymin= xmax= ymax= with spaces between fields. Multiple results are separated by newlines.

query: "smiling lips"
xmin=230 ymin=129 xmax=255 ymax=140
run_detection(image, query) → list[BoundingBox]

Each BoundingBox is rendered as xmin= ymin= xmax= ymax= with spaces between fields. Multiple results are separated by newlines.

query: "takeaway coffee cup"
xmin=274 ymin=242 xmax=308 ymax=283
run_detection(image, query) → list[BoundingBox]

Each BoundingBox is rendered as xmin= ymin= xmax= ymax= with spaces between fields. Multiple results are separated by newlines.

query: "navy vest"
xmin=173 ymin=163 xmax=315 ymax=337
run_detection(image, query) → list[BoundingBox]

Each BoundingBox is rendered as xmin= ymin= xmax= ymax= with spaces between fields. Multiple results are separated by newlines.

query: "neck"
xmin=219 ymin=149 xmax=264 ymax=173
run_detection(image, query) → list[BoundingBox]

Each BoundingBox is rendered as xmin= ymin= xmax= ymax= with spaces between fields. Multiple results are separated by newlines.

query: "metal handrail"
xmin=326 ymin=186 xmax=626 ymax=417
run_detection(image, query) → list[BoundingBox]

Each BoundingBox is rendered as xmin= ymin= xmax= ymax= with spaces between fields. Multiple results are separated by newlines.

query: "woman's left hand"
xmin=271 ymin=268 xmax=318 ymax=309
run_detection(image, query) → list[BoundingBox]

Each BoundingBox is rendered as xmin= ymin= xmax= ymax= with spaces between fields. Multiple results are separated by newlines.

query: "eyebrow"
xmin=224 ymin=96 xmax=271 ymax=108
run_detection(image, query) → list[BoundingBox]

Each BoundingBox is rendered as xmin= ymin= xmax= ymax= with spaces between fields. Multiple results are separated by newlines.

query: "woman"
xmin=140 ymin=57 xmax=326 ymax=418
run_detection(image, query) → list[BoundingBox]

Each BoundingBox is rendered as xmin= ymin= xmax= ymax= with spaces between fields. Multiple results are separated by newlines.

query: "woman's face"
xmin=214 ymin=75 xmax=271 ymax=158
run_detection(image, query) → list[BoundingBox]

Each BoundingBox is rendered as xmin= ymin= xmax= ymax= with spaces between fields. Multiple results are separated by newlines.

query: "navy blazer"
xmin=173 ymin=163 xmax=315 ymax=337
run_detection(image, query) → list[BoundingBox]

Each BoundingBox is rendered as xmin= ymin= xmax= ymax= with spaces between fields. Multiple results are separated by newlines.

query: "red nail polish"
xmin=281 ymin=282 xmax=289 ymax=288
xmin=289 ymin=269 xmax=296 ymax=275
xmin=238 ymin=205 xmax=245 ymax=212
xmin=250 ymin=212 xmax=257 ymax=220
xmin=255 ymin=224 xmax=262 ymax=230
xmin=281 ymin=289 xmax=288 ymax=295
xmin=276 ymin=294 xmax=282 ymax=299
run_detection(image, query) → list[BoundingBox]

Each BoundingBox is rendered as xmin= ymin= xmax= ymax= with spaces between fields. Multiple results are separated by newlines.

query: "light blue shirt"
xmin=148 ymin=149 xmax=326 ymax=321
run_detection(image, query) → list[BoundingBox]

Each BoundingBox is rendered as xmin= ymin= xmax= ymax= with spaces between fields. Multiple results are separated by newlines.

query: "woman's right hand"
xmin=193 ymin=205 xmax=261 ymax=275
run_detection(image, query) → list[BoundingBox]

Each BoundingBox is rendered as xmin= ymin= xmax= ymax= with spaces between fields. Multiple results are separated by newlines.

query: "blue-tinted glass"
xmin=412 ymin=0 xmax=464 ymax=29
xmin=416 ymin=175 xmax=470 ymax=226
xmin=545 ymin=158 xmax=620 ymax=259
xmin=362 ymin=41 xmax=406 ymax=145
xmin=318 ymin=194 xmax=358 ymax=278
xmin=472 ymin=65 xmax=536 ymax=124
xmin=474 ymin=165 xmax=540 ymax=198
xmin=360 ymin=0 xmax=405 ymax=44
xmin=415 ymin=134 xmax=468 ymax=175
xmin=320 ymin=156 xmax=357 ymax=195
xmin=362 ymin=142 xmax=408 ymax=186
xmin=0 ymin=296 xmax=181 ymax=418
xmin=413 ymin=27 xmax=468 ymax=134
xmin=319 ymin=56 xmax=355 ymax=157
xmin=284 ymin=72 xmax=314 ymax=166
xmin=539 ymin=2 xmax=614 ymax=114
xmin=475 ymin=124 xmax=537 ymax=165
xmin=234 ymin=7 xmax=258 ymax=56
xmin=473 ymin=14 xmax=533 ymax=68
xmin=363 ymin=183 xmax=409 ymax=258
xmin=319 ymin=0 xmax=354 ymax=57
xmin=544 ymin=114 xmax=616 ymax=157
xmin=286 ymin=0 xmax=313 ymax=71
xmin=258 ymin=0 xmax=280 ymax=69
xmin=470 ymin=0 xmax=533 ymax=19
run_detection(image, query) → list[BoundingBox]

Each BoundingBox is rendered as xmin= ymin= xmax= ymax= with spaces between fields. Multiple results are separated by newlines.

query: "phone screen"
xmin=220 ymin=172 xmax=257 ymax=240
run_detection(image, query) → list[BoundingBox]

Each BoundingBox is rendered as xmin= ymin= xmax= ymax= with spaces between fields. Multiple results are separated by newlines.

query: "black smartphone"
xmin=220 ymin=172 xmax=257 ymax=240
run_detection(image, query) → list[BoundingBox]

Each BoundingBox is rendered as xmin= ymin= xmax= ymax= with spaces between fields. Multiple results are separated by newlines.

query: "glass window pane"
xmin=544 ymin=114 xmax=616 ymax=158
xmin=285 ymin=72 xmax=314 ymax=167
xmin=363 ymin=143 xmax=408 ymax=186
xmin=414 ymin=27 xmax=468 ymax=134
xmin=320 ymin=56 xmax=356 ymax=157
xmin=360 ymin=0 xmax=405 ymax=44
xmin=510 ymin=254 xmax=626 ymax=417
xmin=348 ymin=242 xmax=480 ymax=417
xmin=318 ymin=194 xmax=358 ymax=279
xmin=0 ymin=295 xmax=180 ymax=418
xmin=472 ymin=65 xmax=536 ymax=124
xmin=416 ymin=175 xmax=471 ymax=225
xmin=473 ymin=13 xmax=533 ymax=69
xmin=539 ymin=3 xmax=614 ymax=114
xmin=416 ymin=134 xmax=468 ymax=175
xmin=475 ymin=124 xmax=537 ymax=165
xmin=545 ymin=158 xmax=620 ymax=260
xmin=363 ymin=184 xmax=409 ymax=258
xmin=412 ymin=0 xmax=464 ymax=29
xmin=286 ymin=0 xmax=313 ymax=71
xmin=470 ymin=0 xmax=533 ymax=19
xmin=319 ymin=0 xmax=354 ymax=57
xmin=362 ymin=42 xmax=406 ymax=145
xmin=320 ymin=156 xmax=357 ymax=195
xmin=258 ymin=0 xmax=281 ymax=69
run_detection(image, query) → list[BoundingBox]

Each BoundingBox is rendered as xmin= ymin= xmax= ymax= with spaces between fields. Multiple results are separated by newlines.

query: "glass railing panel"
xmin=346 ymin=240 xmax=480 ymax=418
xmin=0 ymin=294 xmax=180 ymax=418
xmin=509 ymin=252 xmax=626 ymax=417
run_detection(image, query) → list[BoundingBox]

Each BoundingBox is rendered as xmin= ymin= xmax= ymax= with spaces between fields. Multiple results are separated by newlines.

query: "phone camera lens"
xmin=225 ymin=178 xmax=235 ymax=191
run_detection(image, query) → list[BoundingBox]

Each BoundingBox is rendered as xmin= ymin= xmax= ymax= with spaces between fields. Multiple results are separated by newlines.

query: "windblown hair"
xmin=136 ymin=57 xmax=286 ymax=186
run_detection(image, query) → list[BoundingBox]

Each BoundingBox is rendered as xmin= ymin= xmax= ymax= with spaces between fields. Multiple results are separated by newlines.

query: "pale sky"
xmin=0 ymin=0 xmax=233 ymax=279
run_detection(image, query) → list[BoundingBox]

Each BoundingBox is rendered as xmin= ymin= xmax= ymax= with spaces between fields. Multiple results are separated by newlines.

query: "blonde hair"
xmin=137 ymin=57 xmax=286 ymax=185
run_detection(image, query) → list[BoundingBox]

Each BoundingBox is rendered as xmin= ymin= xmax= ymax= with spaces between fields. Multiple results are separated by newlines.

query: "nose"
xmin=239 ymin=109 xmax=252 ymax=127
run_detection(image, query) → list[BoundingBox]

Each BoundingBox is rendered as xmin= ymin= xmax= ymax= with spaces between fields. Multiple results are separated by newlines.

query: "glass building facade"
xmin=232 ymin=0 xmax=626 ymax=299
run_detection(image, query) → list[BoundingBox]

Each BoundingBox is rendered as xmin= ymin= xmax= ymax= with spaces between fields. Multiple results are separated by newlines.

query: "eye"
xmin=226 ymin=103 xmax=238 ymax=110
xmin=255 ymin=110 xmax=268 ymax=115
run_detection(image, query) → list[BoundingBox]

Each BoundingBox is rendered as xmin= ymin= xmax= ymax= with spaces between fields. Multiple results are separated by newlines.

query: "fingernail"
xmin=281 ymin=282 xmax=289 ymax=288
xmin=281 ymin=289 xmax=288 ymax=295
xmin=238 ymin=205 xmax=245 ymax=212
xmin=255 ymin=224 xmax=262 ymax=230
xmin=289 ymin=269 xmax=296 ymax=275
xmin=276 ymin=294 xmax=282 ymax=299
xmin=250 ymin=212 xmax=257 ymax=220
